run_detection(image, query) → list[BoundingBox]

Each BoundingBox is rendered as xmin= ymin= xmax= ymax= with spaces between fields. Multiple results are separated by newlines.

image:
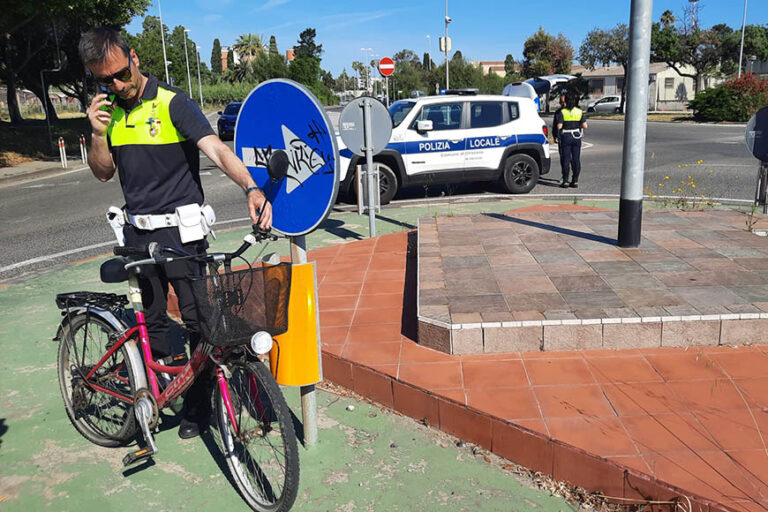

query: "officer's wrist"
xmin=245 ymin=186 xmax=260 ymax=197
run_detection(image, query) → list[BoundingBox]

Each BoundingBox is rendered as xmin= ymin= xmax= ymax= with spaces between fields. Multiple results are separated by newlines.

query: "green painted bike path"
xmin=1 ymin=197 xmax=702 ymax=511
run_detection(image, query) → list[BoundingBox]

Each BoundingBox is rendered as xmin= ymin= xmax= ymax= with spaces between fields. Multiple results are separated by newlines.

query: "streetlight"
xmin=360 ymin=47 xmax=372 ymax=93
xmin=195 ymin=46 xmax=203 ymax=107
xmin=183 ymin=29 xmax=193 ymax=98
xmin=444 ymin=0 xmax=451 ymax=90
xmin=426 ymin=35 xmax=431 ymax=71
xmin=738 ymin=0 xmax=748 ymax=78
xmin=158 ymin=0 xmax=169 ymax=83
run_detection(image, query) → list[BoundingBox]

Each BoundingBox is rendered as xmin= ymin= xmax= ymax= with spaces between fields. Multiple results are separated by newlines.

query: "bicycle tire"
xmin=215 ymin=359 xmax=299 ymax=512
xmin=57 ymin=313 xmax=138 ymax=447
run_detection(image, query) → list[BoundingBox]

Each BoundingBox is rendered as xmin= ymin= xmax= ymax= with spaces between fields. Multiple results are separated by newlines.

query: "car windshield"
xmin=389 ymin=100 xmax=416 ymax=128
xmin=224 ymin=103 xmax=241 ymax=115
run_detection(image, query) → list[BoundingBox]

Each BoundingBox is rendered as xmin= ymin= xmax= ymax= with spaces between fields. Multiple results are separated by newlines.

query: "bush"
xmin=202 ymin=80 xmax=338 ymax=109
xmin=689 ymin=75 xmax=768 ymax=122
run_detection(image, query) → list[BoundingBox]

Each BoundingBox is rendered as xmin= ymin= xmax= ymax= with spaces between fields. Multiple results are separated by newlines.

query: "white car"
xmin=587 ymin=95 xmax=623 ymax=113
xmin=337 ymin=91 xmax=551 ymax=204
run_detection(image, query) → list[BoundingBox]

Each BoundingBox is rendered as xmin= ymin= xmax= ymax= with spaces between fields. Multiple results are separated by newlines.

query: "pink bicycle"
xmin=54 ymin=153 xmax=300 ymax=512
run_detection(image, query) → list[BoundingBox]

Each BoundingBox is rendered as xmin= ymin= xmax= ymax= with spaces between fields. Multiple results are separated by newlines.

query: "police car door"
xmin=464 ymin=101 xmax=515 ymax=173
xmin=403 ymin=102 xmax=465 ymax=175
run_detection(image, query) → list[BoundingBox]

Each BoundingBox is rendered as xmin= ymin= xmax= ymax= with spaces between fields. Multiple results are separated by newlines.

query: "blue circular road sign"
xmin=235 ymin=79 xmax=339 ymax=236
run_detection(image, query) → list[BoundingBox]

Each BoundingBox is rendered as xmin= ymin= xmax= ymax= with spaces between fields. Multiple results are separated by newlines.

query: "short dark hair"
xmin=79 ymin=27 xmax=130 ymax=66
xmin=565 ymin=90 xmax=580 ymax=109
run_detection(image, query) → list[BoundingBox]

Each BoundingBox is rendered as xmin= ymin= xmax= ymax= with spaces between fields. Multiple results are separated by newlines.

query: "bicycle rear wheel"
xmin=215 ymin=359 xmax=299 ymax=512
xmin=57 ymin=313 xmax=138 ymax=447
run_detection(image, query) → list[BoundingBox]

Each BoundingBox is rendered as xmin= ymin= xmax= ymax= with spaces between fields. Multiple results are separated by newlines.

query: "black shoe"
xmin=178 ymin=417 xmax=206 ymax=439
xmin=559 ymin=181 xmax=569 ymax=188
xmin=570 ymin=182 xmax=579 ymax=188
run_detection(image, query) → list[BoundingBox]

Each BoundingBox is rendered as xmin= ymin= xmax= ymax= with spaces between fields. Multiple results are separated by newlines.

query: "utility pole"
xmin=617 ymin=0 xmax=653 ymax=248
xmin=158 ymin=0 xmax=169 ymax=83
xmin=426 ymin=35 xmax=431 ymax=71
xmin=444 ymin=0 xmax=451 ymax=90
xmin=183 ymin=29 xmax=192 ymax=98
xmin=738 ymin=0 xmax=748 ymax=78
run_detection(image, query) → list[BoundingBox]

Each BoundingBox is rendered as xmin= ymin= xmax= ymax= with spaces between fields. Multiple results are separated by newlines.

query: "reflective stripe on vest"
xmin=107 ymin=87 xmax=185 ymax=147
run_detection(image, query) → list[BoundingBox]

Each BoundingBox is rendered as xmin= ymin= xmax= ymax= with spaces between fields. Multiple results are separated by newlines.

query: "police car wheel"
xmin=502 ymin=154 xmax=539 ymax=194
xmin=376 ymin=162 xmax=398 ymax=205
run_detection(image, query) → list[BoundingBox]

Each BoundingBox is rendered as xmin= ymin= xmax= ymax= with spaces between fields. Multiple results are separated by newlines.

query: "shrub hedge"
xmin=689 ymin=75 xmax=768 ymax=122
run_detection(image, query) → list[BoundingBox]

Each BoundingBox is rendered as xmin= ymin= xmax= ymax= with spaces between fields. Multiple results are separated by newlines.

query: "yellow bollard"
xmin=269 ymin=262 xmax=322 ymax=386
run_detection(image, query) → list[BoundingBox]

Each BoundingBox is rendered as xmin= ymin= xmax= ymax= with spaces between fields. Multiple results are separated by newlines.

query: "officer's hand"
xmin=88 ymin=93 xmax=113 ymax=137
xmin=247 ymin=188 xmax=272 ymax=230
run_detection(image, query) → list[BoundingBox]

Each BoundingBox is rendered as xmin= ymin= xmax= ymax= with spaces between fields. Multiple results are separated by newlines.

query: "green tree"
xmin=579 ymin=24 xmax=629 ymax=110
xmin=232 ymin=33 xmax=264 ymax=69
xmin=289 ymin=28 xmax=322 ymax=86
xmin=211 ymin=38 xmax=222 ymax=75
xmin=1 ymin=0 xmax=150 ymax=124
xmin=226 ymin=48 xmax=234 ymax=72
xmin=268 ymin=35 xmax=278 ymax=57
xmin=521 ymin=28 xmax=573 ymax=77
xmin=504 ymin=54 xmax=516 ymax=77
xmin=651 ymin=11 xmax=735 ymax=92
xmin=130 ymin=16 xmax=171 ymax=81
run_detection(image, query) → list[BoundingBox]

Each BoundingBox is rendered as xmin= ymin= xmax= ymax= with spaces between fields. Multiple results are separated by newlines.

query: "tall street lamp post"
xmin=158 ymin=0 xmax=169 ymax=83
xmin=444 ymin=0 xmax=451 ymax=90
xmin=738 ymin=0 xmax=748 ymax=78
xmin=426 ymin=35 xmax=431 ymax=71
xmin=183 ymin=29 xmax=193 ymax=98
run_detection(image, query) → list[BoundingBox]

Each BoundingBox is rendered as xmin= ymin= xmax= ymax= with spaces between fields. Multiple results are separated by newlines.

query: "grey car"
xmin=587 ymin=95 xmax=622 ymax=113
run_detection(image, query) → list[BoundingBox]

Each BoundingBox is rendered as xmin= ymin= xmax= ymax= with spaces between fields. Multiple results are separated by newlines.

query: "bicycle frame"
xmin=81 ymin=273 xmax=241 ymax=433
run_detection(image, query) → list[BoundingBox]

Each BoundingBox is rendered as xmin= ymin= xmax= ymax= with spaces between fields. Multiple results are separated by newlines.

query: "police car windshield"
xmin=389 ymin=100 xmax=416 ymax=128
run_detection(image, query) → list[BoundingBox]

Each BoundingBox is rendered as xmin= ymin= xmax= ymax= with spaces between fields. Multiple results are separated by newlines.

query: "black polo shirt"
xmin=106 ymin=73 xmax=215 ymax=215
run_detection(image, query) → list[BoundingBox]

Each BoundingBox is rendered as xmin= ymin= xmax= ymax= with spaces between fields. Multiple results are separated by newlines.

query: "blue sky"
xmin=126 ymin=0 xmax=765 ymax=76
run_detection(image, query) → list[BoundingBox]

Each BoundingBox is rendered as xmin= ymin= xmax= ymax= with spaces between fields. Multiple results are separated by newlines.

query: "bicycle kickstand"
xmin=122 ymin=395 xmax=158 ymax=467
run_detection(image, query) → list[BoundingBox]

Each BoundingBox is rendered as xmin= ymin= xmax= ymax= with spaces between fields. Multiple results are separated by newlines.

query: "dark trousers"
xmin=123 ymin=224 xmax=211 ymax=419
xmin=559 ymin=132 xmax=582 ymax=184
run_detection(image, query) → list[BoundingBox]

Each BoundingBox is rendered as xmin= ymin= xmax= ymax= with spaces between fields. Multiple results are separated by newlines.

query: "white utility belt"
xmin=561 ymin=129 xmax=582 ymax=134
xmin=561 ymin=129 xmax=583 ymax=139
xmin=106 ymin=203 xmax=216 ymax=246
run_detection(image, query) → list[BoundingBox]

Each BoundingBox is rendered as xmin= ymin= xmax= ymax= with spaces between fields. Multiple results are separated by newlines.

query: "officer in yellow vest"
xmin=80 ymin=28 xmax=271 ymax=440
xmin=555 ymin=91 xmax=588 ymax=188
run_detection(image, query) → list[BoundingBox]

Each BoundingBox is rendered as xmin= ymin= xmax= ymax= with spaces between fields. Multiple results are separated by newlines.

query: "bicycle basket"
xmin=190 ymin=263 xmax=291 ymax=347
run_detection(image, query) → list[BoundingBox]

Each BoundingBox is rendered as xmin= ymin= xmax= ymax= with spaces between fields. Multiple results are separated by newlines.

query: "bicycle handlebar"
xmin=116 ymin=225 xmax=280 ymax=269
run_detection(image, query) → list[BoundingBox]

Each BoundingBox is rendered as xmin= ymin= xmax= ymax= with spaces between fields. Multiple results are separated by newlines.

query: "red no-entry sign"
xmin=378 ymin=57 xmax=395 ymax=77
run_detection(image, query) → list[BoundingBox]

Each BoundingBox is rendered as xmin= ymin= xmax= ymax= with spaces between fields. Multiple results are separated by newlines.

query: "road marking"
xmin=0 ymin=217 xmax=254 ymax=273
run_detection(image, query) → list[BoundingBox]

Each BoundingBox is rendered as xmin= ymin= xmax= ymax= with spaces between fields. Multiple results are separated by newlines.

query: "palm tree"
xmin=232 ymin=33 xmax=265 ymax=68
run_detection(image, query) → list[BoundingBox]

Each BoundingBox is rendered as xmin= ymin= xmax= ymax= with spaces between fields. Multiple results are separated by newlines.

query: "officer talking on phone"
xmin=80 ymin=27 xmax=271 ymax=439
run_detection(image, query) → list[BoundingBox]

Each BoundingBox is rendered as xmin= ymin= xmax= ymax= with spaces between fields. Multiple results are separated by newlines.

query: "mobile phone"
xmin=99 ymin=86 xmax=115 ymax=112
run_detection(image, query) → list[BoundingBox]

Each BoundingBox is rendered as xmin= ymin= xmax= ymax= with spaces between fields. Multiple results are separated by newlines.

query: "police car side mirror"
xmin=267 ymin=149 xmax=290 ymax=182
xmin=417 ymin=120 xmax=433 ymax=132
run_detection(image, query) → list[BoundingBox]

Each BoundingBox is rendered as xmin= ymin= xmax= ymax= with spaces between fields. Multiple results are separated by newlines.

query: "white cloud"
xmin=252 ymin=0 xmax=290 ymax=12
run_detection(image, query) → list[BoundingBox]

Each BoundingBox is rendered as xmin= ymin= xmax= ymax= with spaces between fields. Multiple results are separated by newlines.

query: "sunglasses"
xmin=94 ymin=55 xmax=133 ymax=86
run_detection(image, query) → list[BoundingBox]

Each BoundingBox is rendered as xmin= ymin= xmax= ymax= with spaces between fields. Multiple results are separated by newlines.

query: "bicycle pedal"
xmin=122 ymin=447 xmax=154 ymax=467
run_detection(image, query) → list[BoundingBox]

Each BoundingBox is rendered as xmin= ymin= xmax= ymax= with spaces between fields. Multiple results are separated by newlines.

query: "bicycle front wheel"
xmin=57 ymin=313 xmax=138 ymax=447
xmin=215 ymin=359 xmax=299 ymax=512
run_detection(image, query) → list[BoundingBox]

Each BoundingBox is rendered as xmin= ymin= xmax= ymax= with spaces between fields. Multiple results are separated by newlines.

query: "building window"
xmin=588 ymin=79 xmax=604 ymax=94
xmin=665 ymin=77 xmax=674 ymax=89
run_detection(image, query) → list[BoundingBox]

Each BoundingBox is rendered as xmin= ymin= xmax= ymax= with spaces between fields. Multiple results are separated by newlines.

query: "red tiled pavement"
xmin=310 ymin=228 xmax=768 ymax=512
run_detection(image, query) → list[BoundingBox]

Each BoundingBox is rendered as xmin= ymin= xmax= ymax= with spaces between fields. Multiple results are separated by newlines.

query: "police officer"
xmin=80 ymin=28 xmax=271 ymax=439
xmin=555 ymin=91 xmax=588 ymax=188
xmin=551 ymin=92 xmax=566 ymax=181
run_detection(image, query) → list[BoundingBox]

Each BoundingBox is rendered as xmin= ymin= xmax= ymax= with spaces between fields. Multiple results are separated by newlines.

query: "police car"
xmin=338 ymin=90 xmax=551 ymax=204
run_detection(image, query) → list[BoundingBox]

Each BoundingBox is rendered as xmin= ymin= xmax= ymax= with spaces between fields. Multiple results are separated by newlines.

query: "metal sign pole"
xmin=290 ymin=234 xmax=318 ymax=447
xmin=362 ymin=98 xmax=377 ymax=237
xmin=617 ymin=0 xmax=653 ymax=248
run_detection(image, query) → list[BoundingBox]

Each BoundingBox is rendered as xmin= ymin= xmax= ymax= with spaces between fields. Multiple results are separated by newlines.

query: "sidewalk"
xmin=0 ymin=158 xmax=85 ymax=187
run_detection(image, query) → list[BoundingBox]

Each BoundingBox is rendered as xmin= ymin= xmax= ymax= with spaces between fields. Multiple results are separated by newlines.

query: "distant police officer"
xmin=551 ymin=93 xmax=566 ymax=179
xmin=555 ymin=91 xmax=588 ymax=188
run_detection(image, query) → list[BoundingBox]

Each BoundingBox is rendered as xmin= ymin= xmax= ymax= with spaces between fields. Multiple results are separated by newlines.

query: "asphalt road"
xmin=0 ymin=114 xmax=758 ymax=283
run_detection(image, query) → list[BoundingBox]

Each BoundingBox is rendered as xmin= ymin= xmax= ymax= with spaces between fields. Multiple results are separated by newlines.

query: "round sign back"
xmin=234 ymin=79 xmax=339 ymax=236
xmin=746 ymin=106 xmax=768 ymax=162
xmin=338 ymin=97 xmax=393 ymax=157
